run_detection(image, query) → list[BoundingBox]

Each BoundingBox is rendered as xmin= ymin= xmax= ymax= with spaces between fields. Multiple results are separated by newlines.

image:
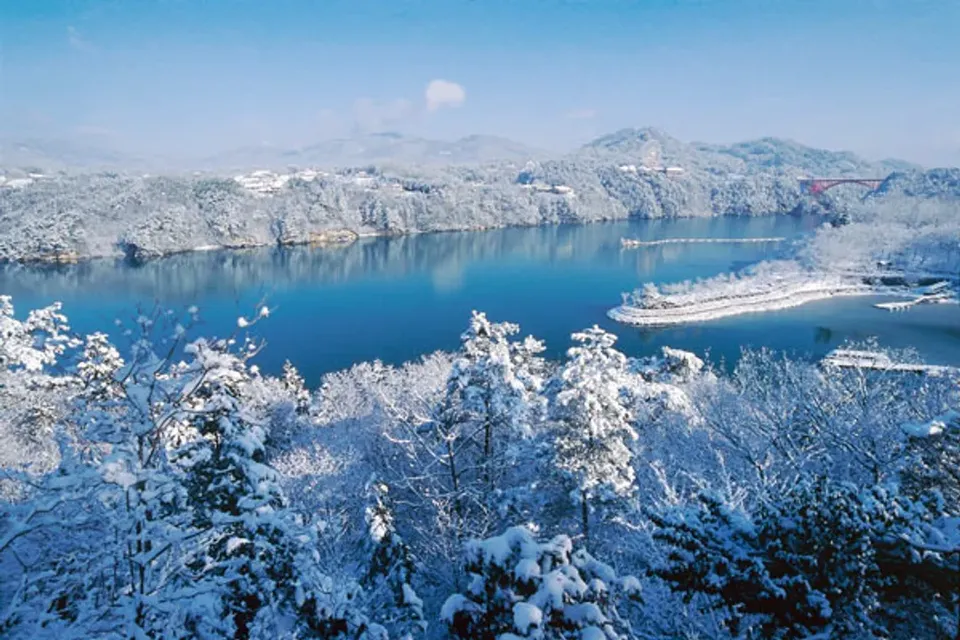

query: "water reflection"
xmin=4 ymin=214 xmax=951 ymax=385
xmin=814 ymin=326 xmax=834 ymax=344
xmin=0 ymin=216 xmax=805 ymax=302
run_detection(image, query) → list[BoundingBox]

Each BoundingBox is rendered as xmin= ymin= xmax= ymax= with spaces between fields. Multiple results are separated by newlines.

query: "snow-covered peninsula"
xmin=608 ymin=262 xmax=886 ymax=326
xmin=609 ymin=179 xmax=960 ymax=327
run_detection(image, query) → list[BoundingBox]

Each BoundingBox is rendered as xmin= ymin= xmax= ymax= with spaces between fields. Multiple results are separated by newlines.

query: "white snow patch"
xmin=513 ymin=602 xmax=543 ymax=634
xmin=903 ymin=411 xmax=960 ymax=438
xmin=440 ymin=594 xmax=476 ymax=623
xmin=226 ymin=537 xmax=251 ymax=554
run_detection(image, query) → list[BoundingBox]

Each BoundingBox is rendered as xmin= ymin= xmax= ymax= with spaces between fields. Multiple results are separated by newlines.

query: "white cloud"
xmin=67 ymin=26 xmax=93 ymax=51
xmin=346 ymin=79 xmax=465 ymax=134
xmin=566 ymin=108 xmax=597 ymax=120
xmin=352 ymin=98 xmax=416 ymax=132
xmin=425 ymin=79 xmax=466 ymax=112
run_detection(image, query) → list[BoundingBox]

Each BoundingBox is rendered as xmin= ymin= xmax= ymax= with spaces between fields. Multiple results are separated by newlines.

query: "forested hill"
xmin=0 ymin=128 xmax=937 ymax=263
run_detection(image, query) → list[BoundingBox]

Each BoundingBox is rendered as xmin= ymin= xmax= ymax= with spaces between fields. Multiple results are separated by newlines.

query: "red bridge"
xmin=798 ymin=178 xmax=885 ymax=195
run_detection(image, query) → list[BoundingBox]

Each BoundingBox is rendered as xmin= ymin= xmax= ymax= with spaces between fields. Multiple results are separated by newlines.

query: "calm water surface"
xmin=2 ymin=216 xmax=958 ymax=384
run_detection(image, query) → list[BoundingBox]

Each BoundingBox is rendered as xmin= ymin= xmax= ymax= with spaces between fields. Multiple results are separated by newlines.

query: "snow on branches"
xmin=441 ymin=525 xmax=640 ymax=640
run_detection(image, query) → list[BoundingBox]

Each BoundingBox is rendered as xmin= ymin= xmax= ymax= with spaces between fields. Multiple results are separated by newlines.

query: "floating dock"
xmin=620 ymin=236 xmax=785 ymax=249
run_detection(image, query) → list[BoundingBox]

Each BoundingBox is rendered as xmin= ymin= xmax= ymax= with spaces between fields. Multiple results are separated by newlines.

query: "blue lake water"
xmin=2 ymin=215 xmax=958 ymax=385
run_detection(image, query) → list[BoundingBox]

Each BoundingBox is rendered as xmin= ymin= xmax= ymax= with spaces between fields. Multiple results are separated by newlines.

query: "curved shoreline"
xmin=608 ymin=272 xmax=957 ymax=327
xmin=608 ymin=283 xmax=875 ymax=326
xmin=610 ymin=268 xmax=959 ymax=327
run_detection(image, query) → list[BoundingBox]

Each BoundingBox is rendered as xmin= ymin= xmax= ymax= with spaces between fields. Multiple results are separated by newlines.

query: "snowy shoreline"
xmin=608 ymin=280 xmax=882 ymax=326
xmin=608 ymin=262 xmax=958 ymax=327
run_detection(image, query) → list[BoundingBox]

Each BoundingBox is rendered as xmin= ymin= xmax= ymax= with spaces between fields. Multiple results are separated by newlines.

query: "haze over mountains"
xmin=0 ymin=128 xmax=924 ymax=175
xmin=0 ymin=132 xmax=552 ymax=173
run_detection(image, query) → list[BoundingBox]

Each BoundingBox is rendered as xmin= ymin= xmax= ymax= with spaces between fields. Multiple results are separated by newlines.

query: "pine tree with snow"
xmin=173 ymin=337 xmax=381 ymax=639
xmin=902 ymin=409 xmax=960 ymax=510
xmin=446 ymin=311 xmax=546 ymax=496
xmin=362 ymin=480 xmax=426 ymax=640
xmin=551 ymin=326 xmax=636 ymax=548
xmin=76 ymin=332 xmax=125 ymax=400
xmin=281 ymin=359 xmax=312 ymax=416
xmin=394 ymin=312 xmax=547 ymax=561
xmin=174 ymin=337 xmax=300 ymax=637
xmin=650 ymin=479 xmax=943 ymax=638
xmin=441 ymin=526 xmax=641 ymax=640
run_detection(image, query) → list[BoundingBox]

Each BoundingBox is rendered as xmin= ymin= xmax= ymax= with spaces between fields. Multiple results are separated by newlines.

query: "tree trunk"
xmin=955 ymin=551 xmax=960 ymax=640
xmin=446 ymin=438 xmax=464 ymax=535
xmin=483 ymin=418 xmax=492 ymax=492
xmin=581 ymin=489 xmax=590 ymax=551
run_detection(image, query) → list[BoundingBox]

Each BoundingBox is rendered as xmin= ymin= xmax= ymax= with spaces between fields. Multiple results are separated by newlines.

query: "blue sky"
xmin=2 ymin=0 xmax=958 ymax=164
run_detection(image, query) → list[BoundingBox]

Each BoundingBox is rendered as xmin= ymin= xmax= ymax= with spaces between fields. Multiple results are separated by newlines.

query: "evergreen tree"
xmin=173 ymin=337 xmax=382 ymax=639
xmin=551 ymin=326 xmax=636 ymax=548
xmin=650 ymin=479 xmax=945 ymax=638
xmin=363 ymin=480 xmax=426 ymax=640
xmin=280 ymin=360 xmax=311 ymax=416
xmin=446 ymin=311 xmax=545 ymax=496
xmin=441 ymin=526 xmax=641 ymax=640
xmin=902 ymin=410 xmax=960 ymax=510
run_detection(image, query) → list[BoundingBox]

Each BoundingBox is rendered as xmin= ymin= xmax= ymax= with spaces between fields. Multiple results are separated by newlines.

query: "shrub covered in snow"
xmin=650 ymin=480 xmax=945 ymax=638
xmin=441 ymin=526 xmax=641 ymax=639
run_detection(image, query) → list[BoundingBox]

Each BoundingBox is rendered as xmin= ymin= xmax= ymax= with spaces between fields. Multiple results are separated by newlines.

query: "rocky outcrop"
xmin=278 ymin=228 xmax=359 ymax=247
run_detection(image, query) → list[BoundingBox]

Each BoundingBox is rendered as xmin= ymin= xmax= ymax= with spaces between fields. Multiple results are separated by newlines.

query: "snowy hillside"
xmin=0 ymin=129 xmax=935 ymax=263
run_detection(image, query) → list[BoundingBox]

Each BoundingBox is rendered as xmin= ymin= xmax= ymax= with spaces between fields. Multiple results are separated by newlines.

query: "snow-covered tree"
xmin=2 ymin=300 xmax=388 ymax=639
xmin=281 ymin=359 xmax=311 ymax=415
xmin=0 ymin=295 xmax=79 ymax=373
xmin=0 ymin=296 xmax=81 ymax=472
xmin=650 ymin=479 xmax=944 ymax=638
xmin=353 ymin=314 xmax=547 ymax=590
xmin=902 ymin=409 xmax=960 ymax=509
xmin=362 ymin=479 xmax=426 ymax=640
xmin=1 ymin=311 xmax=208 ymax=638
xmin=551 ymin=326 xmax=636 ymax=548
xmin=172 ymin=337 xmax=381 ymax=639
xmin=441 ymin=525 xmax=641 ymax=639
xmin=243 ymin=359 xmax=316 ymax=457
xmin=446 ymin=311 xmax=546 ymax=496
xmin=76 ymin=332 xmax=125 ymax=400
xmin=692 ymin=344 xmax=958 ymax=495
